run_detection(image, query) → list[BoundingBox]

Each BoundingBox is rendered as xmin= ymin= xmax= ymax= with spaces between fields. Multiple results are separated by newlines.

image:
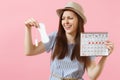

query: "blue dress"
xmin=43 ymin=32 xmax=94 ymax=80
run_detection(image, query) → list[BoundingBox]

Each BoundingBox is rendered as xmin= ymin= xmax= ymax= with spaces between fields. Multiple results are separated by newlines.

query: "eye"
xmin=70 ymin=17 xmax=73 ymax=19
xmin=68 ymin=17 xmax=73 ymax=19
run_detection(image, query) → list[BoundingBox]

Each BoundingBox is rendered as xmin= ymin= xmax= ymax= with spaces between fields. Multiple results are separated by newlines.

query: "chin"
xmin=66 ymin=31 xmax=72 ymax=34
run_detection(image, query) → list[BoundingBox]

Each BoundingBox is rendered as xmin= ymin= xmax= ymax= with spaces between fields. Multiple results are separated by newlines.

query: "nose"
xmin=64 ymin=18 xmax=69 ymax=24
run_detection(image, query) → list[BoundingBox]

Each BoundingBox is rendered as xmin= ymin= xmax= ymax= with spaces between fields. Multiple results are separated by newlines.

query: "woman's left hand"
xmin=105 ymin=40 xmax=114 ymax=55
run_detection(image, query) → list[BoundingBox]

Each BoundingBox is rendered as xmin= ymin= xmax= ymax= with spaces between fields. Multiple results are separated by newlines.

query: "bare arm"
xmin=86 ymin=41 xmax=114 ymax=80
xmin=86 ymin=56 xmax=107 ymax=80
xmin=24 ymin=18 xmax=46 ymax=56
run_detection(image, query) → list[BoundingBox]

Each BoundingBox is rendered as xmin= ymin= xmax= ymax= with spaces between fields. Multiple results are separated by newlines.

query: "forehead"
xmin=62 ymin=10 xmax=77 ymax=17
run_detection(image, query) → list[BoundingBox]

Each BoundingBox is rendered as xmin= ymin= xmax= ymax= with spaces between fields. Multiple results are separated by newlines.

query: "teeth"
xmin=65 ymin=27 xmax=71 ymax=30
xmin=65 ymin=25 xmax=71 ymax=28
xmin=64 ymin=25 xmax=72 ymax=30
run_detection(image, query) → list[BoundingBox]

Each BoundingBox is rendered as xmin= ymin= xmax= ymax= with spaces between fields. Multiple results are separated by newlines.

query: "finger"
xmin=25 ymin=18 xmax=39 ymax=28
xmin=28 ymin=19 xmax=36 ymax=26
xmin=106 ymin=43 xmax=114 ymax=49
xmin=106 ymin=44 xmax=114 ymax=50
xmin=25 ymin=20 xmax=31 ymax=26
xmin=104 ymin=41 xmax=113 ymax=46
xmin=30 ymin=18 xmax=36 ymax=22
xmin=30 ymin=18 xmax=39 ymax=28
xmin=105 ymin=40 xmax=110 ymax=44
xmin=106 ymin=45 xmax=113 ymax=54
xmin=32 ymin=21 xmax=38 ymax=28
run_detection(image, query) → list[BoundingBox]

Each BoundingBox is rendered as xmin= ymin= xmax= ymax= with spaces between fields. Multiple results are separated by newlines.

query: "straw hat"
xmin=56 ymin=1 xmax=87 ymax=24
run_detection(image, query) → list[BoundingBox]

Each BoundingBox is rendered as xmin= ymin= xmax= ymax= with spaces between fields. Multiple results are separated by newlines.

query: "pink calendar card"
xmin=80 ymin=32 xmax=108 ymax=56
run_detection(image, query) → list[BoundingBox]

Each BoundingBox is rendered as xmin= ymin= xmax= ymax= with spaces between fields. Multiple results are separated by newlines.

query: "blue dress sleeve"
xmin=43 ymin=31 xmax=57 ymax=53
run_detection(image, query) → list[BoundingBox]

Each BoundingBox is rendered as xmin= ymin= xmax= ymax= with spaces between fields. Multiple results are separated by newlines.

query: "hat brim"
xmin=56 ymin=7 xmax=87 ymax=24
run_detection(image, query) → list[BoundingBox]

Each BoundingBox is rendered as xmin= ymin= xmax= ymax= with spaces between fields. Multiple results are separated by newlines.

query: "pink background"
xmin=0 ymin=0 xmax=120 ymax=80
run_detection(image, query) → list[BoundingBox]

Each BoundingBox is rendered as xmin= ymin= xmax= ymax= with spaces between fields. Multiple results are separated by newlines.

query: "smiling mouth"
xmin=64 ymin=25 xmax=72 ymax=30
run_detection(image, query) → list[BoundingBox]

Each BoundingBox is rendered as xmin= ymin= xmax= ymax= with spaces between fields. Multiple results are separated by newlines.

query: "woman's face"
xmin=61 ymin=10 xmax=78 ymax=34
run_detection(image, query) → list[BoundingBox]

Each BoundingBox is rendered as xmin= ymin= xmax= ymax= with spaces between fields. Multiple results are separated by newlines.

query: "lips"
xmin=64 ymin=25 xmax=72 ymax=30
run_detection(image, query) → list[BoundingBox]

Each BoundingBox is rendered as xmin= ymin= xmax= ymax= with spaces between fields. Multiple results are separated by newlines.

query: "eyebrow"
xmin=62 ymin=16 xmax=73 ymax=18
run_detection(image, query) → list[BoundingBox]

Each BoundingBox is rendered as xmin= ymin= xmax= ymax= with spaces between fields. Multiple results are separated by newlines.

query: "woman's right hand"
xmin=25 ymin=18 xmax=39 ymax=28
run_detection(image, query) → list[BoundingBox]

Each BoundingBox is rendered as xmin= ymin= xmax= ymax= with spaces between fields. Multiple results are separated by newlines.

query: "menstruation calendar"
xmin=80 ymin=32 xmax=108 ymax=56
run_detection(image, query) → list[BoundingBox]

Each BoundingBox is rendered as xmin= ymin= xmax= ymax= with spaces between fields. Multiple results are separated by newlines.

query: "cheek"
xmin=72 ymin=18 xmax=78 ymax=25
xmin=73 ymin=21 xmax=78 ymax=29
xmin=61 ymin=20 xmax=65 ymax=26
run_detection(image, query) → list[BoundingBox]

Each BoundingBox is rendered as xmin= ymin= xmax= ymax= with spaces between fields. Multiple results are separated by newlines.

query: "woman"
xmin=24 ymin=2 xmax=114 ymax=80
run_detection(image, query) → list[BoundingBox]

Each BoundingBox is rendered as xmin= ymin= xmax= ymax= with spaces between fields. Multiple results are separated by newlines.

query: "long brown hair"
xmin=52 ymin=10 xmax=87 ymax=63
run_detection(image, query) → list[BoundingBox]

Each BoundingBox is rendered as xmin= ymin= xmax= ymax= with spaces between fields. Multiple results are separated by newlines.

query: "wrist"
xmin=25 ymin=26 xmax=31 ymax=30
xmin=102 ymin=56 xmax=108 ymax=59
xmin=100 ymin=56 xmax=108 ymax=63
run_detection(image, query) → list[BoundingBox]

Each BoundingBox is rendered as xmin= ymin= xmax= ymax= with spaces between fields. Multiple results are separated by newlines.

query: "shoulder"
xmin=49 ymin=31 xmax=57 ymax=38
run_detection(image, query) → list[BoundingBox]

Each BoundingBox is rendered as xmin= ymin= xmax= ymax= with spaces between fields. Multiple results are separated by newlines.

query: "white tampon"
xmin=37 ymin=23 xmax=49 ymax=43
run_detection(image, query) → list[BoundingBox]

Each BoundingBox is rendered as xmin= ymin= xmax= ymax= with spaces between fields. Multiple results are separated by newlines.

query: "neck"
xmin=66 ymin=32 xmax=76 ymax=44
